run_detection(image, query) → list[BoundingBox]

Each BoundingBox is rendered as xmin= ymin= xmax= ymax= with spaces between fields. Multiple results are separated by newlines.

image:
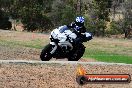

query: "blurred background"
xmin=0 ymin=0 xmax=131 ymax=38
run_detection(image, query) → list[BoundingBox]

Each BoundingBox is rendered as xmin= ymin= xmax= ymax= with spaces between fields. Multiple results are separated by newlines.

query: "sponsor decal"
xmin=76 ymin=65 xmax=131 ymax=85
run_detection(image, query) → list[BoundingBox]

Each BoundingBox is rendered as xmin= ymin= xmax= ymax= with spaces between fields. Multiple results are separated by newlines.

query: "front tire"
xmin=40 ymin=44 xmax=53 ymax=61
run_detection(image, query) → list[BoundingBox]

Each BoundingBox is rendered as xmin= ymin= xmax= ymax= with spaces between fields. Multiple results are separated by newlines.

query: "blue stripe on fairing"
xmin=59 ymin=25 xmax=68 ymax=33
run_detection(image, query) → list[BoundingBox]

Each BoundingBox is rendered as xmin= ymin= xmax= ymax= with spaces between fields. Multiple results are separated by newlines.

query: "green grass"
xmin=83 ymin=48 xmax=132 ymax=64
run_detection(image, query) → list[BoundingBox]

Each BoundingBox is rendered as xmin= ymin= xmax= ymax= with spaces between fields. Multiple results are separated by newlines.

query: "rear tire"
xmin=40 ymin=44 xmax=53 ymax=61
xmin=68 ymin=44 xmax=85 ymax=61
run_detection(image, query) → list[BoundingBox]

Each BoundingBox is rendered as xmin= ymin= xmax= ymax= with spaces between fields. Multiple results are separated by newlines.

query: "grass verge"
xmin=83 ymin=48 xmax=132 ymax=64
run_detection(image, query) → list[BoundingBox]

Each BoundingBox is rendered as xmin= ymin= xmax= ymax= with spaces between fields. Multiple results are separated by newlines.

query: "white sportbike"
xmin=40 ymin=25 xmax=92 ymax=61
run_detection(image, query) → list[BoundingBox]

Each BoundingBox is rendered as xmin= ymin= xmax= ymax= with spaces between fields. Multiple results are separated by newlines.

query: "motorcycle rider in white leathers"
xmin=40 ymin=16 xmax=93 ymax=61
xmin=50 ymin=16 xmax=92 ymax=51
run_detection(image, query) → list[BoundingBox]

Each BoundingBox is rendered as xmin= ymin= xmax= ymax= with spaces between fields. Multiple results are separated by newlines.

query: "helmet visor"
xmin=75 ymin=22 xmax=84 ymax=27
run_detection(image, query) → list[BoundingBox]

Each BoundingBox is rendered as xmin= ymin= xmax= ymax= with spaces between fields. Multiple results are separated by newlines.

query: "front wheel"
xmin=40 ymin=44 xmax=53 ymax=61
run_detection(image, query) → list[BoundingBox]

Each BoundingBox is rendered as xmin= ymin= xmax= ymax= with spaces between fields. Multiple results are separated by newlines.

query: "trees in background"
xmin=83 ymin=0 xmax=110 ymax=36
xmin=122 ymin=0 xmax=132 ymax=38
xmin=0 ymin=0 xmax=79 ymax=32
xmin=0 ymin=0 xmax=131 ymax=38
xmin=50 ymin=0 xmax=77 ymax=27
xmin=0 ymin=0 xmax=54 ymax=32
xmin=84 ymin=0 xmax=131 ymax=38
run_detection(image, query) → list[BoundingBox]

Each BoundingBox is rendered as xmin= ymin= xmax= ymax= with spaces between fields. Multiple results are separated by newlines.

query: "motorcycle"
xmin=40 ymin=25 xmax=92 ymax=61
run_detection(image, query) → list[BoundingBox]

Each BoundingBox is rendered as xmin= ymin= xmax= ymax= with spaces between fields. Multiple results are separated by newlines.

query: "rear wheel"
xmin=68 ymin=44 xmax=85 ymax=61
xmin=40 ymin=44 xmax=53 ymax=61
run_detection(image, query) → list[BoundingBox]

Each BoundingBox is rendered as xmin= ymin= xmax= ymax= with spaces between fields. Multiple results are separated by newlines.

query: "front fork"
xmin=49 ymin=42 xmax=58 ymax=54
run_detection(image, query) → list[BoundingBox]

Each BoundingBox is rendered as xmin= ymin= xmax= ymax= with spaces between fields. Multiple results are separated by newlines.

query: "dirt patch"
xmin=0 ymin=43 xmax=94 ymax=62
xmin=0 ymin=29 xmax=49 ymax=41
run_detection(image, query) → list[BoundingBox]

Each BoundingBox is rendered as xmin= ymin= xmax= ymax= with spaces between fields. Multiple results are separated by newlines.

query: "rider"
xmin=67 ymin=16 xmax=92 ymax=44
xmin=56 ymin=16 xmax=92 ymax=44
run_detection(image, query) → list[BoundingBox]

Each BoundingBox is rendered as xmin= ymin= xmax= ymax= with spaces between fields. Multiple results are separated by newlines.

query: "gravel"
xmin=0 ymin=61 xmax=132 ymax=88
